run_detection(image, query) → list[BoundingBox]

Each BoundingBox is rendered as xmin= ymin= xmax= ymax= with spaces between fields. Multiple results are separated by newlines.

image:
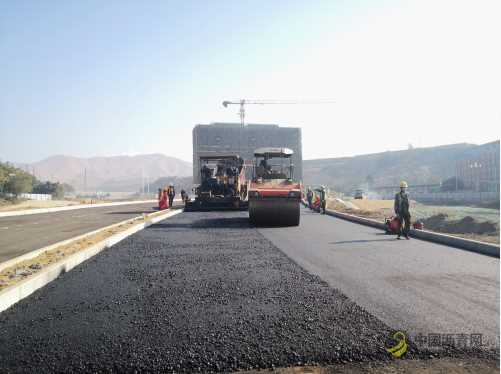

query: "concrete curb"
xmin=0 ymin=199 xmax=159 ymax=218
xmin=324 ymin=208 xmax=499 ymax=258
xmin=0 ymin=209 xmax=182 ymax=313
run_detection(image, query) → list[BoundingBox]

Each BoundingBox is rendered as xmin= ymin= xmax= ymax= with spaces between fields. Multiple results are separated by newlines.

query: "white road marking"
xmin=1 ymin=227 xmax=8 ymax=229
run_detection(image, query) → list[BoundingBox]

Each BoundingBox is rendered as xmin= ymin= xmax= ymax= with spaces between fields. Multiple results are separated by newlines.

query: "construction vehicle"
xmin=354 ymin=189 xmax=365 ymax=199
xmin=184 ymin=152 xmax=249 ymax=211
xmin=248 ymin=147 xmax=301 ymax=226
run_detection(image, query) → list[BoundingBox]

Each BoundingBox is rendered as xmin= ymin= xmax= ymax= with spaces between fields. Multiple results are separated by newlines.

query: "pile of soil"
xmin=422 ymin=214 xmax=499 ymax=235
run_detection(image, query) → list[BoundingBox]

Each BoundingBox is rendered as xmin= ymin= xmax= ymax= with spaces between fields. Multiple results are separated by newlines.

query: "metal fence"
xmin=18 ymin=193 xmax=52 ymax=201
xmin=378 ymin=191 xmax=499 ymax=204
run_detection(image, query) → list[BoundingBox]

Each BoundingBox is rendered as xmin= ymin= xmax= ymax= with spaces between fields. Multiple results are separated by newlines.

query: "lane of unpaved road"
xmin=0 ymin=202 xmax=157 ymax=263
xmin=260 ymin=208 xmax=500 ymax=349
xmin=0 ymin=209 xmax=498 ymax=373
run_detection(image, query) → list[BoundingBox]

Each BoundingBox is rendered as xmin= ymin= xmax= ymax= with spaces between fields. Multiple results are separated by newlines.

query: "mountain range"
xmin=303 ymin=141 xmax=499 ymax=192
xmin=13 ymin=140 xmax=499 ymax=193
xmin=16 ymin=154 xmax=192 ymax=192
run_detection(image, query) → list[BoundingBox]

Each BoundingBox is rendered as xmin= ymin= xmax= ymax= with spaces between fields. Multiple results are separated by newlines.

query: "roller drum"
xmin=249 ymin=198 xmax=300 ymax=226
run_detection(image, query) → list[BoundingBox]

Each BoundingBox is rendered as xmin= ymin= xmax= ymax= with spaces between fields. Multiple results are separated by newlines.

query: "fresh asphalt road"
xmin=0 ymin=208 xmax=498 ymax=372
xmin=259 ymin=207 xmax=500 ymax=349
xmin=0 ymin=202 xmax=157 ymax=263
xmin=0 ymin=210 xmax=398 ymax=373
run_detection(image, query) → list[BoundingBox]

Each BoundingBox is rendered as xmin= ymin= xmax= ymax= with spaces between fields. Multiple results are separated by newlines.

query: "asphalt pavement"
xmin=259 ymin=207 xmax=500 ymax=350
xmin=0 ymin=210 xmax=406 ymax=373
xmin=0 ymin=202 xmax=157 ymax=263
xmin=0 ymin=208 xmax=498 ymax=373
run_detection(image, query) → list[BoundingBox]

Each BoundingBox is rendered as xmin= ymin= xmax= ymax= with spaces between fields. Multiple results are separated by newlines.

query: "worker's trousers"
xmin=168 ymin=195 xmax=174 ymax=207
xmin=399 ymin=213 xmax=411 ymax=236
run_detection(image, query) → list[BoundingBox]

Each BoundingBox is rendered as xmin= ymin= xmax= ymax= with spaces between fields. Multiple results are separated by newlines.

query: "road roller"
xmin=248 ymin=147 xmax=301 ymax=226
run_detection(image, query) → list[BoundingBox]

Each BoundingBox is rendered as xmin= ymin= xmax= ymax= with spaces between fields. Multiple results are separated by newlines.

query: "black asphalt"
xmin=259 ymin=208 xmax=500 ymax=350
xmin=0 ymin=210 xmax=497 ymax=373
xmin=0 ymin=202 xmax=157 ymax=263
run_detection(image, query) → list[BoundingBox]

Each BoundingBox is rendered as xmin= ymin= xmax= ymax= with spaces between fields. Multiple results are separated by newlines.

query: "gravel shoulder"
xmin=242 ymin=357 xmax=499 ymax=373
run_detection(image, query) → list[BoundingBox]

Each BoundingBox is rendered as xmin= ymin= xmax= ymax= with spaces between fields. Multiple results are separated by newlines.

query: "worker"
xmin=306 ymin=187 xmax=314 ymax=209
xmin=318 ymin=185 xmax=327 ymax=214
xmin=257 ymin=159 xmax=267 ymax=177
xmin=159 ymin=188 xmax=168 ymax=210
xmin=394 ymin=181 xmax=411 ymax=239
xmin=201 ymin=164 xmax=212 ymax=181
xmin=167 ymin=183 xmax=176 ymax=208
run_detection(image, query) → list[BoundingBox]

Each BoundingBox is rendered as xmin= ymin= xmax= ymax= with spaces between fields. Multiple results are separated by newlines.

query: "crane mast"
xmin=222 ymin=99 xmax=335 ymax=126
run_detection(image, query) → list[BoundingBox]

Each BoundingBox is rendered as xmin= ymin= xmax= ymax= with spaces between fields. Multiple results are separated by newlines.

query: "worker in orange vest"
xmin=159 ymin=188 xmax=168 ymax=210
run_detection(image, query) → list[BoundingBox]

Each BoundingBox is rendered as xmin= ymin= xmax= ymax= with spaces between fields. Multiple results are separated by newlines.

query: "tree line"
xmin=0 ymin=162 xmax=74 ymax=199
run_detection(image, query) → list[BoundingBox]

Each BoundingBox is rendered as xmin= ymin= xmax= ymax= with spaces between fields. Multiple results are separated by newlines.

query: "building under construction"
xmin=192 ymin=123 xmax=302 ymax=184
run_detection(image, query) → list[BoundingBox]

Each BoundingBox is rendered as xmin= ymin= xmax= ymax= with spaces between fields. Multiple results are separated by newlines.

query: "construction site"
xmin=1 ymin=2 xmax=500 ymax=373
xmin=0 ymin=117 xmax=499 ymax=373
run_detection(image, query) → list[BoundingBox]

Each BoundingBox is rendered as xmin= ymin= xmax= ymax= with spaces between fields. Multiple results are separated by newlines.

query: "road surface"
xmin=0 ymin=202 xmax=157 ymax=263
xmin=260 ymin=208 xmax=500 ymax=349
xmin=0 ymin=208 xmax=498 ymax=373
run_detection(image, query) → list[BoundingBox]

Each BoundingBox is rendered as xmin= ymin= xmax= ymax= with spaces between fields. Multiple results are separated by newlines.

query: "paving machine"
xmin=185 ymin=152 xmax=249 ymax=211
xmin=248 ymin=147 xmax=301 ymax=226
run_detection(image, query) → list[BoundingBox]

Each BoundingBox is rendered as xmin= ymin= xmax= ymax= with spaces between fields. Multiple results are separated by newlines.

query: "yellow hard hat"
xmin=400 ymin=181 xmax=408 ymax=188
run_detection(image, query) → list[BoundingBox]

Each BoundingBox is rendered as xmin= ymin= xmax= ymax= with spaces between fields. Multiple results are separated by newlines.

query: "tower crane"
xmin=222 ymin=99 xmax=335 ymax=126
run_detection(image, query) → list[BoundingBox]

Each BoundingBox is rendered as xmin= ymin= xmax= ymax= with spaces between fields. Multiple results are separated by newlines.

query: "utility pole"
xmin=141 ymin=167 xmax=145 ymax=195
xmin=83 ymin=168 xmax=87 ymax=192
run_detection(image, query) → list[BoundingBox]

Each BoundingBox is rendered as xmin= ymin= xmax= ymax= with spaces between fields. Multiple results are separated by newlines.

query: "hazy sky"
xmin=1 ymin=0 xmax=499 ymax=163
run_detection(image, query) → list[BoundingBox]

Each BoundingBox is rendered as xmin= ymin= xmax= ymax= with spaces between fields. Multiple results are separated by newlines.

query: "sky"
xmin=0 ymin=0 xmax=500 ymax=163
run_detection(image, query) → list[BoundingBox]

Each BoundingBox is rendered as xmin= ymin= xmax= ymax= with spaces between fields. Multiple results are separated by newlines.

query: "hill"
xmin=303 ymin=141 xmax=499 ymax=193
xmin=16 ymin=154 xmax=192 ymax=192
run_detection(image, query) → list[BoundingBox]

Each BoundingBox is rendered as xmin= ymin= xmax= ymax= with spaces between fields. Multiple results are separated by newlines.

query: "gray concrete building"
xmin=193 ymin=122 xmax=302 ymax=184
xmin=456 ymin=140 xmax=500 ymax=192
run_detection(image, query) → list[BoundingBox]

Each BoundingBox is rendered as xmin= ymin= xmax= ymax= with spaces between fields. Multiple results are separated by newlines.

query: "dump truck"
xmin=248 ymin=147 xmax=301 ymax=226
xmin=184 ymin=152 xmax=249 ymax=211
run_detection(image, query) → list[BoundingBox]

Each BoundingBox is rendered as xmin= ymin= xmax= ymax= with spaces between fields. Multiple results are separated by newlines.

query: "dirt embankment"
xmin=421 ymin=214 xmax=499 ymax=244
xmin=327 ymin=198 xmax=395 ymax=220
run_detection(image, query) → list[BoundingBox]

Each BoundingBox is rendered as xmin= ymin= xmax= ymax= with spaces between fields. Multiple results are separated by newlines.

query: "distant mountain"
xmin=14 ymin=140 xmax=498 ymax=194
xmin=17 ymin=154 xmax=192 ymax=192
xmin=303 ymin=141 xmax=500 ymax=193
